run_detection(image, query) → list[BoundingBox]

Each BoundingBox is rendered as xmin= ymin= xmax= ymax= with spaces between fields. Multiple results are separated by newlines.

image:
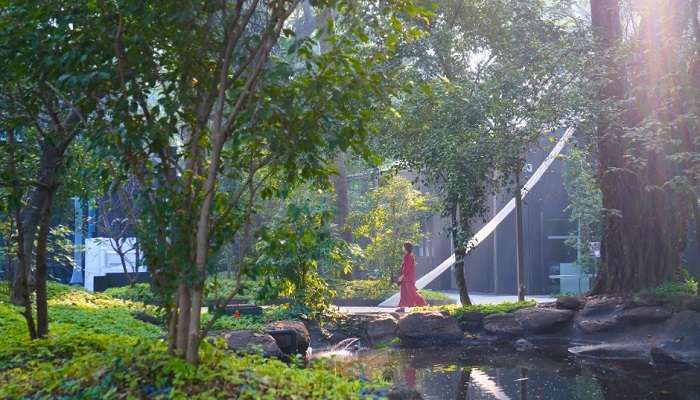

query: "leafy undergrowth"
xmin=0 ymin=283 xmax=373 ymax=399
xmin=642 ymin=271 xmax=698 ymax=298
xmin=417 ymin=300 xmax=537 ymax=322
xmin=331 ymin=279 xmax=451 ymax=302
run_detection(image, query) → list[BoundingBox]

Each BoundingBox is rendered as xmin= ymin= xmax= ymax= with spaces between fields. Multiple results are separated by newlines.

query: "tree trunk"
xmin=14 ymin=212 xmax=37 ymax=340
xmin=451 ymin=206 xmax=471 ymax=305
xmin=175 ymin=284 xmax=191 ymax=356
xmin=333 ymin=152 xmax=351 ymax=240
xmin=514 ymin=169 xmax=525 ymax=301
xmin=333 ymin=152 xmax=354 ymax=278
xmin=185 ymin=285 xmax=203 ymax=364
xmin=35 ymin=187 xmax=55 ymax=338
xmin=590 ymin=0 xmax=689 ymax=294
xmin=10 ymin=144 xmax=60 ymax=305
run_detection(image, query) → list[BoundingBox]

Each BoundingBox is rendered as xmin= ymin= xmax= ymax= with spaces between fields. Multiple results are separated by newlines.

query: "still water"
xmin=334 ymin=346 xmax=700 ymax=400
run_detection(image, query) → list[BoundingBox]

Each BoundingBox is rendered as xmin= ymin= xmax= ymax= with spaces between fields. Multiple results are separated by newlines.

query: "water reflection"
xmin=345 ymin=347 xmax=700 ymax=400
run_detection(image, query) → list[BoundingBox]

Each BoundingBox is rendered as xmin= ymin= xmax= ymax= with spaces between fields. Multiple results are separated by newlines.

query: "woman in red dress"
xmin=397 ymin=242 xmax=427 ymax=308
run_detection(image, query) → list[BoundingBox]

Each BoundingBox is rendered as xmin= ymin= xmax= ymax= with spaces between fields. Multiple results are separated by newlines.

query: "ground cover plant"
xmin=0 ymin=283 xmax=377 ymax=399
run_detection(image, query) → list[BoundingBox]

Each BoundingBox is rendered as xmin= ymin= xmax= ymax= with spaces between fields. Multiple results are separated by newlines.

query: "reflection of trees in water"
xmin=347 ymin=348 xmax=700 ymax=400
xmin=519 ymin=368 xmax=528 ymax=400
xmin=457 ymin=368 xmax=471 ymax=400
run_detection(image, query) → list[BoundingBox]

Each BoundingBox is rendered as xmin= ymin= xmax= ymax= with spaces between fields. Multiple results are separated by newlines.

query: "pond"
xmin=327 ymin=346 xmax=700 ymax=400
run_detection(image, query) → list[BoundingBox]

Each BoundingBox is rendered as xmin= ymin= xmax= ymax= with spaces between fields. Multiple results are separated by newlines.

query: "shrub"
xmin=104 ymin=283 xmax=161 ymax=305
xmin=644 ymin=271 xmax=698 ymax=298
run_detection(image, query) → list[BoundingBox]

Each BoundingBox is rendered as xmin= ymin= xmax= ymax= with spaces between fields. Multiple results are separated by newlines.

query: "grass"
xmin=331 ymin=279 xmax=452 ymax=302
xmin=0 ymin=283 xmax=377 ymax=399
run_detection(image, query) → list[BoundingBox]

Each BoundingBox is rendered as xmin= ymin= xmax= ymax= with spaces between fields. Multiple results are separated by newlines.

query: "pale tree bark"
xmin=333 ymin=152 xmax=352 ymax=243
xmin=451 ymin=205 xmax=472 ymax=305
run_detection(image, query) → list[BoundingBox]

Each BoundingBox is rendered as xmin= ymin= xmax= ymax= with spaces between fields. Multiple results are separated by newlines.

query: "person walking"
xmin=397 ymin=242 xmax=427 ymax=310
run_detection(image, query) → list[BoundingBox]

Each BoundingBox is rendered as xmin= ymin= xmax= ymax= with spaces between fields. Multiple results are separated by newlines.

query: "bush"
xmin=104 ymin=283 xmax=161 ymax=305
xmin=644 ymin=271 xmax=698 ymax=298
xmin=0 ymin=284 xmax=373 ymax=399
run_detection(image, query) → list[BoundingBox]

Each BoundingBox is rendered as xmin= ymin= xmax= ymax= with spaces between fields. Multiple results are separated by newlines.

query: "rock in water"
xmin=397 ymin=311 xmax=462 ymax=346
xmin=225 ymin=330 xmax=283 ymax=358
xmin=265 ymin=320 xmax=310 ymax=355
xmin=514 ymin=308 xmax=574 ymax=333
xmin=483 ymin=313 xmax=524 ymax=336
xmin=651 ymin=311 xmax=700 ymax=368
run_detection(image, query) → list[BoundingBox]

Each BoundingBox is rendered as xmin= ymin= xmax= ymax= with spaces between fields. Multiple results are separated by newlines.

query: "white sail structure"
xmin=379 ymin=127 xmax=576 ymax=307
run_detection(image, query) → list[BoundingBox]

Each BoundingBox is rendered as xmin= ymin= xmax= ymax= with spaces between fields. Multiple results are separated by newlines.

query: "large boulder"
xmin=459 ymin=312 xmax=485 ymax=331
xmin=265 ymin=320 xmax=310 ymax=355
xmin=514 ymin=308 xmax=574 ymax=333
xmin=225 ymin=330 xmax=283 ymax=358
xmin=619 ymin=306 xmax=671 ymax=324
xmin=397 ymin=311 xmax=462 ymax=346
xmin=576 ymin=317 xmax=622 ymax=333
xmin=684 ymin=297 xmax=700 ymax=312
xmin=361 ymin=313 xmax=399 ymax=344
xmin=483 ymin=313 xmax=524 ymax=336
xmin=556 ymin=296 xmax=585 ymax=310
xmin=580 ymin=297 xmax=622 ymax=317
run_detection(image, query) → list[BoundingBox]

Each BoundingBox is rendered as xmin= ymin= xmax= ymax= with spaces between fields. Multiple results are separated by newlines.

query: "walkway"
xmin=338 ymin=291 xmax=555 ymax=314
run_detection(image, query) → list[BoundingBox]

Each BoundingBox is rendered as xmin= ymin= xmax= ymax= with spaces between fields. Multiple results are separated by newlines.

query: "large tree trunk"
xmin=590 ymin=0 xmax=689 ymax=294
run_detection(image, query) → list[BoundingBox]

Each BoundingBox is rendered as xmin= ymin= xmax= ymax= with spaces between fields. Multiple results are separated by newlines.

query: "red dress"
xmin=398 ymin=254 xmax=427 ymax=307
